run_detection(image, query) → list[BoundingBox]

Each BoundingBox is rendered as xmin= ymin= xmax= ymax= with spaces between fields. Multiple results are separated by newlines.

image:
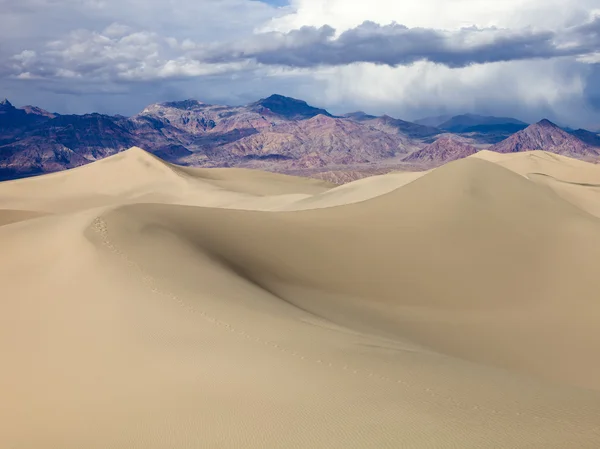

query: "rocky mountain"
xmin=403 ymin=136 xmax=477 ymax=164
xmin=343 ymin=111 xmax=377 ymax=121
xmin=413 ymin=113 xmax=529 ymax=144
xmin=431 ymin=114 xmax=529 ymax=144
xmin=437 ymin=114 xmax=527 ymax=133
xmin=0 ymin=99 xmax=50 ymax=134
xmin=569 ymin=129 xmax=600 ymax=148
xmin=181 ymin=114 xmax=415 ymax=169
xmin=2 ymin=96 xmax=600 ymax=182
xmin=0 ymin=96 xmax=418 ymax=180
xmin=490 ymin=119 xmax=599 ymax=157
xmin=250 ymin=94 xmax=333 ymax=120
xmin=21 ymin=105 xmax=57 ymax=119
xmin=414 ymin=114 xmax=454 ymax=128
xmin=453 ymin=122 xmax=528 ymax=135
xmin=455 ymin=123 xmax=530 ymax=145
xmin=346 ymin=113 xmax=441 ymax=139
xmin=0 ymin=113 xmax=139 ymax=180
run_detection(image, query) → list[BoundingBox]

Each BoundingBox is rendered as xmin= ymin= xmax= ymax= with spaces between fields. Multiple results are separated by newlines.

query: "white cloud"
xmin=310 ymin=59 xmax=587 ymax=120
xmin=579 ymin=53 xmax=600 ymax=64
xmin=266 ymin=0 xmax=597 ymax=32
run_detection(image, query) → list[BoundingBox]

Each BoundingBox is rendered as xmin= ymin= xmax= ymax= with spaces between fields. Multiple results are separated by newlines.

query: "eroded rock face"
xmin=0 ymin=96 xmax=421 ymax=179
xmin=490 ymin=120 xmax=599 ymax=158
xmin=569 ymin=129 xmax=600 ymax=148
xmin=0 ymin=112 xmax=139 ymax=180
xmin=346 ymin=113 xmax=441 ymax=139
xmin=2 ymin=96 xmax=599 ymax=182
xmin=403 ymin=136 xmax=477 ymax=164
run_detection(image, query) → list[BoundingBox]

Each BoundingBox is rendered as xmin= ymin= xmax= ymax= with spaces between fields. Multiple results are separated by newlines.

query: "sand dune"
xmin=472 ymin=150 xmax=600 ymax=217
xmin=0 ymin=147 xmax=334 ymax=213
xmin=276 ymin=169 xmax=431 ymax=210
xmin=0 ymin=209 xmax=48 ymax=226
xmin=2 ymin=147 xmax=600 ymax=448
xmin=472 ymin=149 xmax=600 ymax=183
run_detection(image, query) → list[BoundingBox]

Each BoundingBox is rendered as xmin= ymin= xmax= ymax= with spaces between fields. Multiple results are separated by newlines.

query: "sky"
xmin=1 ymin=0 xmax=599 ymax=128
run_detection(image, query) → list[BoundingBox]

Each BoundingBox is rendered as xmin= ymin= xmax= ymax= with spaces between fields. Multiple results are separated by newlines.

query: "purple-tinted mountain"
xmin=31 ymin=114 xmax=138 ymax=159
xmin=2 ymin=96 xmax=600 ymax=182
xmin=345 ymin=113 xmax=441 ymax=139
xmin=490 ymin=119 xmax=599 ymax=157
xmin=181 ymin=114 xmax=416 ymax=169
xmin=0 ymin=96 xmax=419 ymax=180
xmin=426 ymin=113 xmax=529 ymax=144
xmin=404 ymin=136 xmax=477 ymax=164
xmin=121 ymin=98 xmax=296 ymax=159
xmin=129 ymin=99 xmax=283 ymax=136
xmin=438 ymin=114 xmax=528 ymax=133
xmin=456 ymin=122 xmax=528 ymax=134
xmin=250 ymin=94 xmax=333 ymax=120
xmin=21 ymin=105 xmax=57 ymax=119
xmin=0 ymin=113 xmax=139 ymax=180
xmin=569 ymin=129 xmax=600 ymax=148
xmin=0 ymin=99 xmax=50 ymax=134
xmin=414 ymin=114 xmax=453 ymax=128
xmin=123 ymin=97 xmax=418 ymax=168
xmin=343 ymin=111 xmax=378 ymax=121
xmin=414 ymin=113 xmax=529 ymax=144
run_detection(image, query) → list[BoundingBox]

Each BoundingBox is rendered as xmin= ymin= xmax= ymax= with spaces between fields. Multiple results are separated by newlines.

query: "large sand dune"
xmin=1 ymin=147 xmax=600 ymax=448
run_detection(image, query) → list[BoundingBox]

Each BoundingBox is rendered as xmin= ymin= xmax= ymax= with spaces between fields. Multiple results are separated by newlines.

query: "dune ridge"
xmin=1 ymin=147 xmax=600 ymax=448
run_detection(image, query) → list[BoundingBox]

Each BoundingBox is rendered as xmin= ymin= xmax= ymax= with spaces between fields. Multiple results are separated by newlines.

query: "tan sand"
xmin=472 ymin=149 xmax=600 ymax=217
xmin=1 ymin=147 xmax=600 ymax=448
xmin=276 ymin=169 xmax=431 ymax=210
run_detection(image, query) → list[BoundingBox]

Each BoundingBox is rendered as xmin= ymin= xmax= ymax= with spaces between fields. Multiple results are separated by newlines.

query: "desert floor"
xmin=1 ymin=147 xmax=600 ymax=448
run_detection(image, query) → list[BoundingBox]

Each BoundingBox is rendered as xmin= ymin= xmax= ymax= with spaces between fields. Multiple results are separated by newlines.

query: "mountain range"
xmin=1 ymin=95 xmax=599 ymax=181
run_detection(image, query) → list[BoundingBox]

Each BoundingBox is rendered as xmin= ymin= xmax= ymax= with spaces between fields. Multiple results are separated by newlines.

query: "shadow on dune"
xmin=92 ymin=157 xmax=600 ymax=389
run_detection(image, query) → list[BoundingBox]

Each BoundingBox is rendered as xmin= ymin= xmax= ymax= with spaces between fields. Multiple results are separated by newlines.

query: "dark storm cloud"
xmin=201 ymin=19 xmax=600 ymax=69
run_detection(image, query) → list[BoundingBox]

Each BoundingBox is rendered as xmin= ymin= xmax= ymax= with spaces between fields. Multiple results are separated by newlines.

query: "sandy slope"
xmin=472 ymin=150 xmax=600 ymax=217
xmin=1 ymin=147 xmax=600 ymax=448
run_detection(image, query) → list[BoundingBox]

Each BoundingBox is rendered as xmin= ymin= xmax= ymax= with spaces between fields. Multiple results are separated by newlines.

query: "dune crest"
xmin=2 ymin=148 xmax=600 ymax=448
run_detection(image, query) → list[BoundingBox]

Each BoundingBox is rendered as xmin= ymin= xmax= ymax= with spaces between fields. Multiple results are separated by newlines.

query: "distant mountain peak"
xmin=0 ymin=98 xmax=14 ymax=108
xmin=20 ymin=105 xmax=57 ymax=118
xmin=160 ymin=99 xmax=205 ymax=110
xmin=438 ymin=114 xmax=528 ymax=133
xmin=569 ymin=128 xmax=600 ymax=147
xmin=414 ymin=114 xmax=454 ymax=128
xmin=491 ymin=119 xmax=597 ymax=157
xmin=355 ymin=114 xmax=441 ymax=139
xmin=254 ymin=94 xmax=308 ymax=107
xmin=404 ymin=135 xmax=477 ymax=164
xmin=260 ymin=94 xmax=306 ymax=104
xmin=536 ymin=118 xmax=558 ymax=128
xmin=251 ymin=94 xmax=332 ymax=120
xmin=264 ymin=94 xmax=293 ymax=101
xmin=343 ymin=111 xmax=377 ymax=120
xmin=305 ymin=113 xmax=338 ymax=124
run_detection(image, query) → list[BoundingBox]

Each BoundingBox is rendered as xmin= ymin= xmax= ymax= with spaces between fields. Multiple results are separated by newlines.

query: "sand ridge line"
xmin=90 ymin=215 xmax=596 ymax=429
xmin=526 ymin=172 xmax=600 ymax=188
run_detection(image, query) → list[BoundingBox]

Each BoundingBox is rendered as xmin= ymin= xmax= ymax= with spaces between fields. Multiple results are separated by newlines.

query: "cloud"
xmin=7 ymin=27 xmax=257 ymax=84
xmin=201 ymin=19 xmax=600 ymax=69
xmin=0 ymin=0 xmax=281 ymax=85
xmin=256 ymin=0 xmax=600 ymax=128
xmin=8 ymin=17 xmax=599 ymax=85
xmin=1 ymin=0 xmax=599 ymax=129
xmin=310 ymin=58 xmax=592 ymax=126
xmin=265 ymin=0 xmax=600 ymax=32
